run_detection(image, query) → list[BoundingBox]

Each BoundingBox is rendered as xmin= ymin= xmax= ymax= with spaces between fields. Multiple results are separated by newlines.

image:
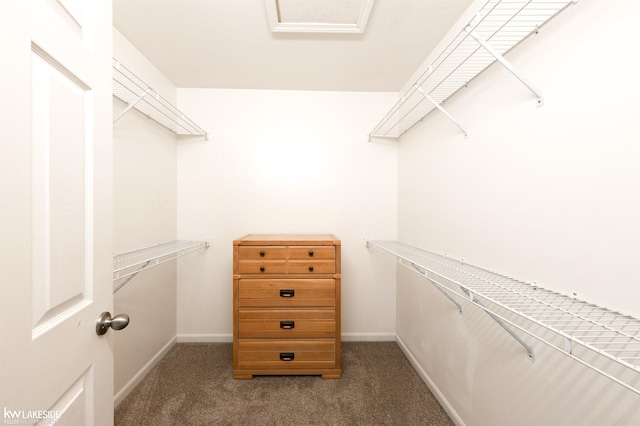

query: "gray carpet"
xmin=114 ymin=342 xmax=453 ymax=425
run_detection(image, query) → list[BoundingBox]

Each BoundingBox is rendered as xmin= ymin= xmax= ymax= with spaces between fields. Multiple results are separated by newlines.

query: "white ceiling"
xmin=112 ymin=0 xmax=474 ymax=92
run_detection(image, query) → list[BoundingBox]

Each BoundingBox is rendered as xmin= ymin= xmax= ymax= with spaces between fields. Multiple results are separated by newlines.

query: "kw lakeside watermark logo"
xmin=3 ymin=407 xmax=62 ymax=425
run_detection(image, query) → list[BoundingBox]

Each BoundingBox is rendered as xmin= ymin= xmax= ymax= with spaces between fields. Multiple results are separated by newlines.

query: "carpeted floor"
xmin=114 ymin=341 xmax=453 ymax=425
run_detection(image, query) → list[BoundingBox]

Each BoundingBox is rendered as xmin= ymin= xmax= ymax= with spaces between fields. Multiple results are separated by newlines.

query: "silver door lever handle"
xmin=96 ymin=311 xmax=130 ymax=336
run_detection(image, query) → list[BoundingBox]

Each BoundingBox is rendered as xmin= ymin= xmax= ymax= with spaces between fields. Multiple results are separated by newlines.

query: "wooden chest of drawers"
xmin=233 ymin=234 xmax=341 ymax=379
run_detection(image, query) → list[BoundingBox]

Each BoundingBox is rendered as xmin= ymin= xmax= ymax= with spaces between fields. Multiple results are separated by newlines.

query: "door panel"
xmin=47 ymin=367 xmax=93 ymax=425
xmin=0 ymin=0 xmax=113 ymax=424
xmin=31 ymin=46 xmax=92 ymax=334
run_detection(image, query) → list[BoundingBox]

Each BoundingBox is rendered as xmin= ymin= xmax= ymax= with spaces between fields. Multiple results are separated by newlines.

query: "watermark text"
xmin=3 ymin=407 xmax=61 ymax=425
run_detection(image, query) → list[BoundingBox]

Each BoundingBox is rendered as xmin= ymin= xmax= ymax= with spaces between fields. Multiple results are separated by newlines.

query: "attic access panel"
xmin=265 ymin=0 xmax=375 ymax=33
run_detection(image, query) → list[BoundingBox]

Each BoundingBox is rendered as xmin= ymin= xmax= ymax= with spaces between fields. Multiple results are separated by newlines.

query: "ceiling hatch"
xmin=265 ymin=0 xmax=375 ymax=33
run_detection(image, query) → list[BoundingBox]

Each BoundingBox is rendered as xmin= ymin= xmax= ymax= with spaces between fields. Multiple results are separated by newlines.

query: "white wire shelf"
xmin=369 ymin=0 xmax=575 ymax=140
xmin=112 ymin=58 xmax=209 ymax=140
xmin=366 ymin=240 xmax=640 ymax=396
xmin=113 ymin=240 xmax=210 ymax=293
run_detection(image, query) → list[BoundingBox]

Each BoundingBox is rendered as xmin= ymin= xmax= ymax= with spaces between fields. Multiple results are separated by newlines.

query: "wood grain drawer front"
xmin=288 ymin=246 xmax=335 ymax=260
xmin=237 ymin=260 xmax=287 ymax=275
xmin=238 ymin=309 xmax=335 ymax=339
xmin=238 ymin=279 xmax=335 ymax=308
xmin=238 ymin=246 xmax=286 ymax=260
xmin=237 ymin=340 xmax=335 ymax=369
xmin=288 ymin=260 xmax=335 ymax=274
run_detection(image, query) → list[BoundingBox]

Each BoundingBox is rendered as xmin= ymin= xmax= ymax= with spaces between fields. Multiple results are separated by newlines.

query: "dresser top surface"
xmin=234 ymin=234 xmax=340 ymax=246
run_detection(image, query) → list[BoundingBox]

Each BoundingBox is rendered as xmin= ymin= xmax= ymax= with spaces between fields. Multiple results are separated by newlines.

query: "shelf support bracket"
xmin=415 ymin=85 xmax=468 ymax=136
xmin=411 ymin=262 xmax=463 ymax=314
xmin=462 ymin=288 xmax=535 ymax=362
xmin=464 ymin=27 xmax=544 ymax=107
xmin=564 ymin=336 xmax=573 ymax=354
xmin=113 ymin=88 xmax=153 ymax=124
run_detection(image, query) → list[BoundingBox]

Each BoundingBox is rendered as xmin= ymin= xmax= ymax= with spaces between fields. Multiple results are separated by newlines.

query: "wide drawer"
xmin=238 ymin=309 xmax=335 ymax=339
xmin=238 ymin=279 xmax=335 ymax=308
xmin=288 ymin=246 xmax=335 ymax=260
xmin=237 ymin=340 xmax=335 ymax=369
xmin=238 ymin=246 xmax=286 ymax=260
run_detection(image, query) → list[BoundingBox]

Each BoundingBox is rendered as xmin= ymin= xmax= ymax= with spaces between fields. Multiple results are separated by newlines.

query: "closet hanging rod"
xmin=112 ymin=58 xmax=210 ymax=140
xmin=366 ymin=240 xmax=640 ymax=396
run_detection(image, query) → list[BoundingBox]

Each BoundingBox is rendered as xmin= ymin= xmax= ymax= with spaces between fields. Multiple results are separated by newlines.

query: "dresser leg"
xmin=321 ymin=373 xmax=341 ymax=379
xmin=234 ymin=373 xmax=253 ymax=380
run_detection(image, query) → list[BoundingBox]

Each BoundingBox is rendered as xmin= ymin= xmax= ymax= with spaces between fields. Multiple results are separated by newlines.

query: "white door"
xmin=0 ymin=0 xmax=114 ymax=425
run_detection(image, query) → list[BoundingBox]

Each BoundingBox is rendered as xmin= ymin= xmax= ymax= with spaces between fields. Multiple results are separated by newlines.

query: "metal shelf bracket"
xmin=415 ymin=85 xmax=468 ymax=136
xmin=462 ymin=287 xmax=536 ymax=362
xmin=410 ymin=261 xmax=463 ymax=314
xmin=464 ymin=26 xmax=544 ymax=107
xmin=113 ymin=87 xmax=152 ymax=124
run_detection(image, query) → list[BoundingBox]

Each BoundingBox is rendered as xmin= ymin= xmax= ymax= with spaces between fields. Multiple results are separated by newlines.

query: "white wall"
xmin=113 ymin=29 xmax=178 ymax=402
xmin=176 ymin=89 xmax=398 ymax=341
xmin=395 ymin=0 xmax=640 ymax=424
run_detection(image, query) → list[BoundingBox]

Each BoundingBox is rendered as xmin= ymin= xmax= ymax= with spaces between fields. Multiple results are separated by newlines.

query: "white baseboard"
xmin=114 ymin=336 xmax=177 ymax=407
xmin=395 ymin=335 xmax=465 ymax=426
xmin=341 ymin=332 xmax=396 ymax=341
xmin=176 ymin=332 xmax=395 ymax=343
xmin=176 ymin=333 xmax=233 ymax=343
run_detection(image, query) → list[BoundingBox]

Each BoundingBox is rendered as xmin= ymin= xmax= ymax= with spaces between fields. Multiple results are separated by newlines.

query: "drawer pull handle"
xmin=280 ymin=352 xmax=295 ymax=361
xmin=280 ymin=321 xmax=295 ymax=329
xmin=279 ymin=289 xmax=295 ymax=297
xmin=308 ymin=265 xmax=314 ymax=272
xmin=308 ymin=250 xmax=314 ymax=257
xmin=260 ymin=250 xmax=265 ymax=257
xmin=260 ymin=266 xmax=265 ymax=272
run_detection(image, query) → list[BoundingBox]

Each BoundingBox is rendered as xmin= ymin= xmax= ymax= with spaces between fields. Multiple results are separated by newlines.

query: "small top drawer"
xmin=287 ymin=260 xmax=335 ymax=274
xmin=238 ymin=261 xmax=287 ymax=275
xmin=238 ymin=246 xmax=286 ymax=260
xmin=288 ymin=246 xmax=335 ymax=260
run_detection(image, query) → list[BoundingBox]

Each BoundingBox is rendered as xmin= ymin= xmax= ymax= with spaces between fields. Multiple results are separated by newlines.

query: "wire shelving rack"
xmin=113 ymin=240 xmax=209 ymax=293
xmin=366 ymin=240 xmax=640 ymax=396
xmin=368 ymin=0 xmax=576 ymax=140
xmin=112 ymin=58 xmax=209 ymax=139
